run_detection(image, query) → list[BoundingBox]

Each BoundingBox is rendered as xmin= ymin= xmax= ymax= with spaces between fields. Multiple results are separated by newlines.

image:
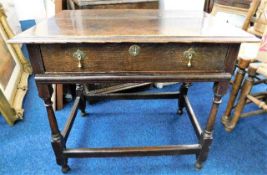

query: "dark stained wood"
xmin=34 ymin=73 xmax=232 ymax=84
xmin=41 ymin=43 xmax=228 ymax=73
xmin=86 ymin=92 xmax=179 ymax=100
xmin=177 ymin=83 xmax=190 ymax=115
xmin=215 ymin=0 xmax=252 ymax=9
xmin=26 ymin=44 xmax=45 ymax=74
xmin=86 ymin=83 xmax=150 ymax=94
xmin=184 ymin=95 xmax=203 ymax=139
xmin=55 ymin=0 xmax=65 ymax=111
xmin=67 ymin=0 xmax=159 ymax=105
xmin=10 ymin=9 xmax=260 ymax=172
xmin=61 ymin=96 xmax=80 ymax=142
xmin=37 ymin=84 xmax=69 ymax=171
xmin=9 ymin=10 xmax=259 ymax=44
xmin=56 ymin=84 xmax=64 ymax=110
xmin=196 ymin=81 xmax=228 ymax=169
xmin=204 ymin=0 xmax=214 ymax=13
xmin=73 ymin=0 xmax=159 ymax=9
xmin=224 ymin=44 xmax=240 ymax=74
xmin=63 ymin=144 xmax=201 ymax=158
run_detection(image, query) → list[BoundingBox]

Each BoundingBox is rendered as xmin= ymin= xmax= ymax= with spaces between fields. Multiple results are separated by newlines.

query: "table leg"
xmin=37 ymin=84 xmax=70 ymax=173
xmin=76 ymin=84 xmax=87 ymax=116
xmin=195 ymin=82 xmax=228 ymax=169
xmin=178 ymin=83 xmax=191 ymax=115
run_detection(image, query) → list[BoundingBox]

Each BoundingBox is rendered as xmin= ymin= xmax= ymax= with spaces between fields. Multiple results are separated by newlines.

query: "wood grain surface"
xmin=9 ymin=10 xmax=259 ymax=44
xmin=41 ymin=43 xmax=228 ymax=73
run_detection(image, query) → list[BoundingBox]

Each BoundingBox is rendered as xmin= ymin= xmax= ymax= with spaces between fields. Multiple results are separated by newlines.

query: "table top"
xmin=9 ymin=9 xmax=259 ymax=44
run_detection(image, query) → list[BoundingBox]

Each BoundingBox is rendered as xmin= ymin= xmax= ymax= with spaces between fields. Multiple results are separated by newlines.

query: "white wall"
xmin=0 ymin=0 xmax=21 ymax=34
xmin=14 ymin=0 xmax=55 ymax=22
xmin=160 ymin=0 xmax=205 ymax=10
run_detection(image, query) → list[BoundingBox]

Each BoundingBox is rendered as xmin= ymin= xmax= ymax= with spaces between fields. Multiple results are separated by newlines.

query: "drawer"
xmin=41 ymin=43 xmax=228 ymax=73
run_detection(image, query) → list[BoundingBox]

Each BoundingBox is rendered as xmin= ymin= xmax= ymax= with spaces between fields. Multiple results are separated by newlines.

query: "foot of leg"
xmin=224 ymin=123 xmax=236 ymax=132
xmin=195 ymin=161 xmax=203 ymax=170
xmin=61 ymin=165 xmax=71 ymax=174
xmin=225 ymin=69 xmax=255 ymax=131
xmin=177 ymin=109 xmax=183 ymax=115
xmin=81 ymin=111 xmax=88 ymax=117
xmin=221 ymin=115 xmax=230 ymax=126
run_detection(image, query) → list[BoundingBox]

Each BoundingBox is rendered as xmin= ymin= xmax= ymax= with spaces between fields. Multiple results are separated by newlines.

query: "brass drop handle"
xmin=183 ymin=48 xmax=196 ymax=68
xmin=129 ymin=44 xmax=141 ymax=57
xmin=73 ymin=49 xmax=86 ymax=68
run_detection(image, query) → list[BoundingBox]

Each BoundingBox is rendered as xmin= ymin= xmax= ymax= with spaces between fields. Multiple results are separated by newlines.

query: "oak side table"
xmin=9 ymin=9 xmax=258 ymax=173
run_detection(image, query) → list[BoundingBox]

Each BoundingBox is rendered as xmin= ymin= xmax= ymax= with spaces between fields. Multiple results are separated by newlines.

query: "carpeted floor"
xmin=0 ymin=21 xmax=266 ymax=175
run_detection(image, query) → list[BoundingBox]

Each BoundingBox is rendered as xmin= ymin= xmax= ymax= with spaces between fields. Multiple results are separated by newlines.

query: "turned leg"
xmin=37 ymin=84 xmax=70 ymax=173
xmin=222 ymin=58 xmax=250 ymax=126
xmin=178 ymin=83 xmax=191 ymax=115
xmin=76 ymin=84 xmax=87 ymax=116
xmin=195 ymin=82 xmax=228 ymax=169
xmin=225 ymin=67 xmax=256 ymax=132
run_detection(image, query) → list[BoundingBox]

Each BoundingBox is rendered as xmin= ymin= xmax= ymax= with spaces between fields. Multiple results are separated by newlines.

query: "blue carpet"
xmin=0 ymin=21 xmax=266 ymax=175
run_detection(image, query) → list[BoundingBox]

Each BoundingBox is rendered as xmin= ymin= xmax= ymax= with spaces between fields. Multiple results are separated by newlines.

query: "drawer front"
xmin=41 ymin=43 xmax=228 ymax=73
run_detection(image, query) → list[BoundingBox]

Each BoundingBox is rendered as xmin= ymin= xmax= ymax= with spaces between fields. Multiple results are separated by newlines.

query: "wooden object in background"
xmin=242 ymin=0 xmax=261 ymax=31
xmin=68 ymin=0 xmax=158 ymax=9
xmin=55 ymin=0 xmax=63 ymax=13
xmin=212 ymin=0 xmax=264 ymax=36
xmin=200 ymin=0 xmax=251 ymax=13
xmin=215 ymin=0 xmax=252 ymax=9
xmin=211 ymin=1 xmax=249 ymax=29
xmin=211 ymin=3 xmax=248 ymax=16
xmin=222 ymin=20 xmax=267 ymax=132
xmin=204 ymin=0 xmax=214 ymax=13
xmin=9 ymin=9 xmax=258 ymax=172
xmin=248 ymin=0 xmax=267 ymax=36
xmin=222 ymin=62 xmax=267 ymax=132
xmin=211 ymin=0 xmax=262 ymax=88
xmin=0 ymin=3 xmax=32 ymax=125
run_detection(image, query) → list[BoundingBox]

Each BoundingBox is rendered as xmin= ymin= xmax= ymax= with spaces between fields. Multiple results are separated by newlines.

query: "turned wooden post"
xmin=242 ymin=0 xmax=261 ymax=31
xmin=204 ymin=0 xmax=214 ymax=13
xmin=196 ymin=81 xmax=228 ymax=169
xmin=225 ymin=66 xmax=257 ymax=132
xmin=221 ymin=58 xmax=251 ymax=126
xmin=27 ymin=44 xmax=70 ymax=173
xmin=37 ymin=84 xmax=70 ymax=173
